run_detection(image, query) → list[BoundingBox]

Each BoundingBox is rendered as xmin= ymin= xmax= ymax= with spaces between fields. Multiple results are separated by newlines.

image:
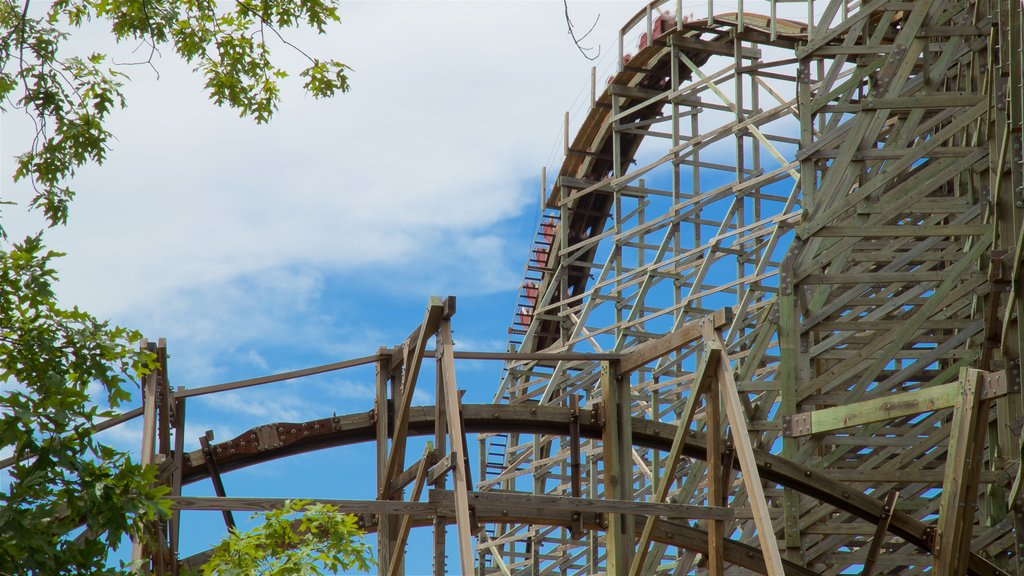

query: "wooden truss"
xmin=482 ymin=0 xmax=1024 ymax=573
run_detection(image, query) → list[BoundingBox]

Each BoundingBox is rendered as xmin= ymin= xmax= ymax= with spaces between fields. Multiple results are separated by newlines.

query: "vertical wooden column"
xmin=433 ymin=336 xmax=448 ymax=576
xmin=601 ymin=360 xmax=632 ymax=575
xmin=706 ymin=377 xmax=725 ymax=576
xmin=569 ymin=393 xmax=584 ymax=539
xmin=132 ymin=339 xmax=159 ymax=565
xmin=156 ymin=339 xmax=171 ymax=460
xmin=934 ymin=368 xmax=989 ymax=575
xmin=169 ymin=386 xmax=186 ymax=576
xmin=378 ymin=298 xmax=443 ymax=574
xmin=386 ymin=443 xmax=434 ymax=576
xmin=154 ymin=339 xmax=172 ymax=574
xmin=375 ymin=349 xmax=397 ymax=576
xmin=778 ymin=256 xmax=802 ymax=561
xmin=437 ymin=299 xmax=475 ymax=576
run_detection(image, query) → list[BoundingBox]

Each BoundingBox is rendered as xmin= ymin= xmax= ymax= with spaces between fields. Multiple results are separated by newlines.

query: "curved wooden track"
xmin=168 ymin=401 xmax=1004 ymax=574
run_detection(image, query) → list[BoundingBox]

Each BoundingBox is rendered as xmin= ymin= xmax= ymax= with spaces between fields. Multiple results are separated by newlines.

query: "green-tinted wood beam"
xmin=785 ymin=370 xmax=1007 ymax=437
xmin=934 ymin=368 xmax=990 ymax=575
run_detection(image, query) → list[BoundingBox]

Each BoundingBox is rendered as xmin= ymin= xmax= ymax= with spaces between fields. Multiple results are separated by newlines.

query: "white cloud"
xmin=1 ymin=2 xmax=647 ymax=323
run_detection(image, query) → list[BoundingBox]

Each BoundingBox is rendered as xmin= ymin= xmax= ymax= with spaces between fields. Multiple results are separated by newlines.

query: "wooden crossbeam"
xmin=168 ymin=491 xmax=738 ymax=520
xmin=785 ymin=370 xmax=1008 ymax=437
xmin=619 ymin=309 xmax=729 ymax=373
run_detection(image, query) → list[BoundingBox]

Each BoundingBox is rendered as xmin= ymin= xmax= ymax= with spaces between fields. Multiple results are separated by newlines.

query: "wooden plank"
xmin=140 ymin=362 xmax=158 ymax=467
xmin=178 ymin=354 xmax=381 ymax=399
xmin=157 ymin=340 xmax=171 ymax=458
xmin=169 ymin=389 xmax=186 ymax=576
xmin=707 ymin=372 xmax=725 ymax=576
xmin=934 ymin=368 xmax=989 ymax=575
xmin=785 ymin=371 xmax=1008 ymax=437
xmin=814 ymin=224 xmax=990 ymax=237
xmin=714 ymin=336 xmax=785 ymax=576
xmin=381 ymin=298 xmax=444 ymax=498
xmin=170 ymin=496 xmax=444 ymax=515
xmin=619 ymin=309 xmax=729 ymax=373
xmin=602 ymin=361 xmax=630 ymax=576
xmin=132 ymin=347 xmax=159 ymax=564
xmin=437 ymin=315 xmax=475 ymax=576
xmin=464 ymin=491 xmax=737 ymax=521
xmin=375 ymin=351 xmax=395 ymax=576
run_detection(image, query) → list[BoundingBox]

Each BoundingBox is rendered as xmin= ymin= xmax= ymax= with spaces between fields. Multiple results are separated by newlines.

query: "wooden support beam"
xmin=198 ymin=431 xmax=236 ymax=531
xmin=714 ymin=335 xmax=785 ymax=576
xmin=168 ymin=491 xmax=739 ymax=520
xmin=602 ymin=360 xmax=632 ymax=576
xmin=862 ymin=491 xmax=899 ymax=576
xmin=375 ymin=350 xmax=396 ymax=576
xmin=432 ymin=324 xmax=448 ymax=576
xmin=437 ymin=311 xmax=475 ymax=576
xmin=157 ymin=339 xmax=172 ymax=458
xmin=934 ymin=368 xmax=990 ymax=575
xmin=785 ymin=370 xmax=1008 ymax=437
xmin=619 ymin=309 xmax=729 ymax=373
xmin=140 ymin=345 xmax=159 ymax=468
xmin=629 ymin=335 xmax=722 ymax=576
xmin=707 ymin=369 xmax=725 ymax=576
xmin=569 ymin=395 xmax=583 ymax=538
xmin=169 ymin=388 xmax=186 ymax=576
xmin=132 ymin=340 xmax=159 ymax=564
xmin=386 ymin=443 xmax=435 ymax=576
xmin=381 ymin=297 xmax=444 ymax=498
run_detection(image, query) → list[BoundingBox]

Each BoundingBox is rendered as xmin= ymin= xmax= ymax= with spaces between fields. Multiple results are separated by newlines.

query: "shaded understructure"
xmin=25 ymin=0 xmax=1024 ymax=574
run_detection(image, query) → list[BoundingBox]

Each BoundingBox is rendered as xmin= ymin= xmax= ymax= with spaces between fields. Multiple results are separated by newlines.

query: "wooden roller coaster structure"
xmin=22 ymin=0 xmax=1023 ymax=573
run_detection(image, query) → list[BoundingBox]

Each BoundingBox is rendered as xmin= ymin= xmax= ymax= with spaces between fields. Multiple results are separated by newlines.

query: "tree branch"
xmin=562 ymin=0 xmax=600 ymax=61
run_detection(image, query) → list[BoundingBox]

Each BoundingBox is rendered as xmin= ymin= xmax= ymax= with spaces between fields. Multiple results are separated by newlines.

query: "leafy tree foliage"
xmin=0 ymin=0 xmax=349 ymax=229
xmin=0 ymin=236 xmax=167 ymax=574
xmin=197 ymin=500 xmax=374 ymax=576
xmin=0 ymin=1 xmax=351 ymax=573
